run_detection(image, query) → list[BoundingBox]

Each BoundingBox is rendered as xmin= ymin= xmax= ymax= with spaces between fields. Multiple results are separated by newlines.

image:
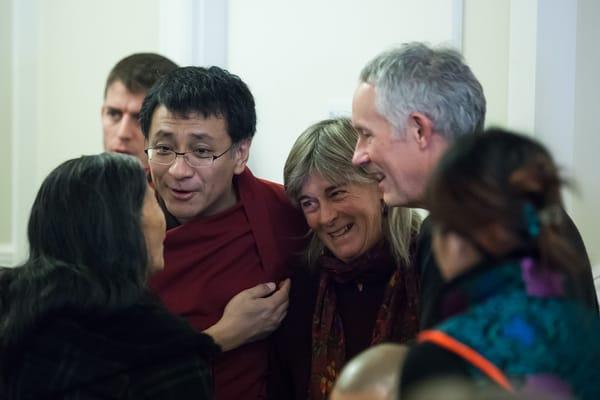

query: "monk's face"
xmin=147 ymin=105 xmax=249 ymax=224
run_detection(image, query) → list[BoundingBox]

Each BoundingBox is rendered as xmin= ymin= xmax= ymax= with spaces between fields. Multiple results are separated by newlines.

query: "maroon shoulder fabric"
xmin=149 ymin=168 xmax=307 ymax=400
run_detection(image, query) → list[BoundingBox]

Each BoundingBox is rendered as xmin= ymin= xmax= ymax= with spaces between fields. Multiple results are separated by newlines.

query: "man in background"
xmin=101 ymin=53 xmax=177 ymax=168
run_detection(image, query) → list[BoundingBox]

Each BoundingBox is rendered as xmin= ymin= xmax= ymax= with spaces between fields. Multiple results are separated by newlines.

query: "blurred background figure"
xmin=400 ymin=129 xmax=600 ymax=400
xmin=270 ymin=118 xmax=421 ymax=399
xmin=101 ymin=53 xmax=178 ymax=168
xmin=330 ymin=343 xmax=408 ymax=400
xmin=0 ymin=153 xmax=217 ymax=399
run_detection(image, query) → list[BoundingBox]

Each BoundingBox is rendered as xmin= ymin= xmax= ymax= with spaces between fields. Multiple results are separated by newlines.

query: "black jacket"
xmin=1 ymin=276 xmax=219 ymax=400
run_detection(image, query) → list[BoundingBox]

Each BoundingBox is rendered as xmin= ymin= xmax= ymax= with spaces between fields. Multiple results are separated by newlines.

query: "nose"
xmin=168 ymin=154 xmax=195 ymax=179
xmin=318 ymin=200 xmax=337 ymax=226
xmin=116 ymin=114 xmax=137 ymax=141
xmin=352 ymin=138 xmax=370 ymax=166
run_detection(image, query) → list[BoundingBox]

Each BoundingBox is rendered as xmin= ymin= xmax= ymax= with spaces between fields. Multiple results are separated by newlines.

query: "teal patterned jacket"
xmin=434 ymin=257 xmax=600 ymax=399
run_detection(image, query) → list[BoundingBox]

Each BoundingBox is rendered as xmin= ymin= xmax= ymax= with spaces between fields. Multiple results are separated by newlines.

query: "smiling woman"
xmin=298 ymin=174 xmax=383 ymax=264
xmin=270 ymin=118 xmax=422 ymax=400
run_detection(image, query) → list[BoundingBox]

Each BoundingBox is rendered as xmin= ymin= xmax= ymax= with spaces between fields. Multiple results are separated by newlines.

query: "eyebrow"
xmin=151 ymin=130 xmax=215 ymax=142
xmin=188 ymin=132 xmax=214 ymax=142
xmin=325 ymin=183 xmax=345 ymax=194
xmin=355 ymin=126 xmax=371 ymax=136
xmin=104 ymin=106 xmax=122 ymax=113
xmin=299 ymin=183 xmax=345 ymax=200
xmin=151 ymin=130 xmax=174 ymax=141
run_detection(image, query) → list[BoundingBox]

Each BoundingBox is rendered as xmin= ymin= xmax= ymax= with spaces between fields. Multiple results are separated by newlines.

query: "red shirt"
xmin=149 ymin=168 xmax=307 ymax=400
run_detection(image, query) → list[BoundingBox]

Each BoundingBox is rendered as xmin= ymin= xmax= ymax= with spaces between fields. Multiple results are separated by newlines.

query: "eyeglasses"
xmin=145 ymin=144 xmax=233 ymax=168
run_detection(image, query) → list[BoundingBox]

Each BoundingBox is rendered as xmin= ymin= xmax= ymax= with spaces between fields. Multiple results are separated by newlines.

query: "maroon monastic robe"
xmin=149 ymin=168 xmax=307 ymax=400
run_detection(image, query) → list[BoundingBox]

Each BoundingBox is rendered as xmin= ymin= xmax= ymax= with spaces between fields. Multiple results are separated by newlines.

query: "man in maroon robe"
xmin=140 ymin=66 xmax=307 ymax=399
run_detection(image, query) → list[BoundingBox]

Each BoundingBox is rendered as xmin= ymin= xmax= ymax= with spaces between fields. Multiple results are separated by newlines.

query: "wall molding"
xmin=0 ymin=244 xmax=15 ymax=267
xmin=11 ymin=0 xmax=40 ymax=264
xmin=452 ymin=0 xmax=464 ymax=52
xmin=594 ymin=265 xmax=600 ymax=304
xmin=159 ymin=0 xmax=228 ymax=67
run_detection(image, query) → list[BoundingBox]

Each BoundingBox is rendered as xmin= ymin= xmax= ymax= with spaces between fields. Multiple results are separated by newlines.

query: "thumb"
xmin=244 ymin=282 xmax=277 ymax=299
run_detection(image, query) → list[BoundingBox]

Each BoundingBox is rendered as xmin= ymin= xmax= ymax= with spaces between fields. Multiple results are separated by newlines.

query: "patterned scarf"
xmin=308 ymin=243 xmax=420 ymax=399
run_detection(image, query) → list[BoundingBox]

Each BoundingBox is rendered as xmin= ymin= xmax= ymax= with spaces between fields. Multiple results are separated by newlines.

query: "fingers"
xmin=267 ymin=278 xmax=291 ymax=304
xmin=273 ymin=298 xmax=289 ymax=324
xmin=278 ymin=278 xmax=291 ymax=292
xmin=257 ymin=296 xmax=288 ymax=337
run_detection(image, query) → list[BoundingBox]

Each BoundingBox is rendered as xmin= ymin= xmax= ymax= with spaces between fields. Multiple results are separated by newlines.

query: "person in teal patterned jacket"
xmin=400 ymin=129 xmax=600 ymax=400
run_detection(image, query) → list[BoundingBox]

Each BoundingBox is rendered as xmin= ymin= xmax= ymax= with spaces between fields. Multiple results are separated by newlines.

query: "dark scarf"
xmin=308 ymin=243 xmax=420 ymax=399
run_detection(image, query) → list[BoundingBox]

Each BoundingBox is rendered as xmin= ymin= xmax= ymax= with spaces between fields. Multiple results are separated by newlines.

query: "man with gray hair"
xmin=352 ymin=42 xmax=485 ymax=208
xmin=351 ymin=42 xmax=597 ymax=327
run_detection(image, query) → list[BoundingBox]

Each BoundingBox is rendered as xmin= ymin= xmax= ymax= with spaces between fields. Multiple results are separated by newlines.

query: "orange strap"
xmin=418 ymin=329 xmax=514 ymax=393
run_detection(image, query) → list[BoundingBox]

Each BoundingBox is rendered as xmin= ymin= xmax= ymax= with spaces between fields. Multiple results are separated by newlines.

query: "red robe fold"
xmin=149 ymin=168 xmax=307 ymax=400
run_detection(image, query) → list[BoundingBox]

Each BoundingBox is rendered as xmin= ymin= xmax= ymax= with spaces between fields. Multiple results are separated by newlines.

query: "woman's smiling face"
xmin=299 ymin=173 xmax=383 ymax=263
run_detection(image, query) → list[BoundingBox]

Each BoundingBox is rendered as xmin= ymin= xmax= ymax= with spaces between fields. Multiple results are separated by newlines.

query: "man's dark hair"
xmin=140 ymin=66 xmax=257 ymax=143
xmin=0 ymin=153 xmax=151 ymax=354
xmin=104 ymin=53 xmax=178 ymax=97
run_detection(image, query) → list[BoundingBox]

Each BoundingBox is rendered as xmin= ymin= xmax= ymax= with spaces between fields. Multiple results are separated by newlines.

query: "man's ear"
xmin=407 ymin=112 xmax=434 ymax=150
xmin=233 ymin=139 xmax=251 ymax=175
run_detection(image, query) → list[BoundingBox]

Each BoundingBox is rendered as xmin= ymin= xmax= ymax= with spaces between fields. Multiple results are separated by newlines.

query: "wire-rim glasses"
xmin=144 ymin=144 xmax=233 ymax=168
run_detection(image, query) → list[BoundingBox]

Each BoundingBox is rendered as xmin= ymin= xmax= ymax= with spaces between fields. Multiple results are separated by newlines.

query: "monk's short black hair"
xmin=139 ymin=66 xmax=256 ymax=143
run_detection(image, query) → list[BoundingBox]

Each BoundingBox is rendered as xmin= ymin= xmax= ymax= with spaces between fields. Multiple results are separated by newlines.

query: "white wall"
xmin=3 ymin=0 xmax=598 ymax=268
xmin=0 ymin=0 xmax=12 ymax=263
xmin=573 ymin=0 xmax=600 ymax=266
xmin=7 ymin=0 xmax=161 ymax=264
xmin=228 ymin=0 xmax=461 ymax=183
xmin=464 ymin=0 xmax=599 ymax=267
xmin=503 ymin=0 xmax=599 ymax=267
xmin=34 ymin=0 xmax=161 ymax=184
xmin=463 ymin=0 xmax=510 ymax=129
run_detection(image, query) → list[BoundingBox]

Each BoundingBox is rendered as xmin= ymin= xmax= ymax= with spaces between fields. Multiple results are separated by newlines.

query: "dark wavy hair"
xmin=426 ymin=128 xmax=581 ymax=283
xmin=0 ymin=152 xmax=150 ymax=353
xmin=139 ymin=66 xmax=257 ymax=143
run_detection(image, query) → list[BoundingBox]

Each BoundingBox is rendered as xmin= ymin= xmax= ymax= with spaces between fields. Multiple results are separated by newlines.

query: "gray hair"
xmin=360 ymin=42 xmax=486 ymax=140
xmin=284 ymin=118 xmax=420 ymax=267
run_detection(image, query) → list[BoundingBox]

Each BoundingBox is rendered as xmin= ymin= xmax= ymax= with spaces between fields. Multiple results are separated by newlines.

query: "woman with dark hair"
xmin=400 ymin=129 xmax=600 ymax=399
xmin=270 ymin=118 xmax=421 ymax=400
xmin=0 ymin=153 xmax=218 ymax=399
